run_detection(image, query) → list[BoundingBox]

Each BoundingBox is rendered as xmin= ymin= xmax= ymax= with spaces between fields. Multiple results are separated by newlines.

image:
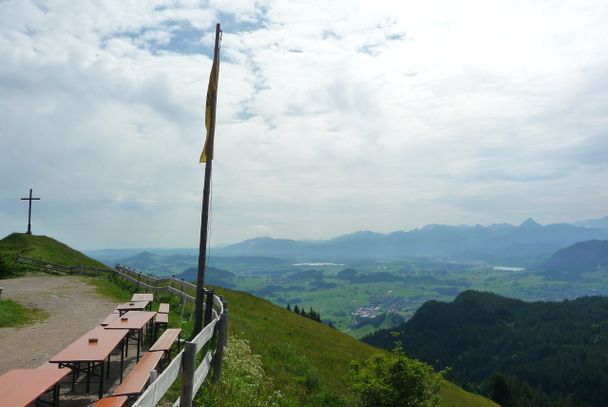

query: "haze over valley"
xmin=88 ymin=216 xmax=608 ymax=337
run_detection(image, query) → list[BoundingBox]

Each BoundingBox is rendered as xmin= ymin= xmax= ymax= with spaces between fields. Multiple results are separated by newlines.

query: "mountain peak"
xmin=520 ymin=218 xmax=541 ymax=228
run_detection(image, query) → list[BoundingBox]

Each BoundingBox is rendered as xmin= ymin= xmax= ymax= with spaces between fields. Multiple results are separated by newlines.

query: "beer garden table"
xmin=49 ymin=326 xmax=128 ymax=399
xmin=0 ymin=365 xmax=71 ymax=407
xmin=131 ymin=293 xmax=153 ymax=302
xmin=115 ymin=300 xmax=149 ymax=315
xmin=103 ymin=311 xmax=156 ymax=362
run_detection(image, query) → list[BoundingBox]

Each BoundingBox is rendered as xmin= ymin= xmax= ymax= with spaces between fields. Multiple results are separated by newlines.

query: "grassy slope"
xmin=0 ymin=233 xmax=110 ymax=276
xmin=213 ymin=286 xmax=498 ymax=407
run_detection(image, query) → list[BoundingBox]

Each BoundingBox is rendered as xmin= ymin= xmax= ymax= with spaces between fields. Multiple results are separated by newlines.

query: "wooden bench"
xmin=94 ymin=395 xmax=128 ymax=407
xmin=158 ymin=303 xmax=170 ymax=314
xmin=113 ymin=352 xmax=163 ymax=397
xmin=153 ymin=312 xmax=169 ymax=338
xmin=150 ymin=328 xmax=181 ymax=364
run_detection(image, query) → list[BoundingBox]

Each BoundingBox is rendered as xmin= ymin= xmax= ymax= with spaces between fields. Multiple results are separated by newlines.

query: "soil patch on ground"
xmin=0 ymin=274 xmax=117 ymax=374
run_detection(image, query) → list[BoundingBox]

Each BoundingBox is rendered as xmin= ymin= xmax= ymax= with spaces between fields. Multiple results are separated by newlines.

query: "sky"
xmin=1 ymin=0 xmax=607 ymax=250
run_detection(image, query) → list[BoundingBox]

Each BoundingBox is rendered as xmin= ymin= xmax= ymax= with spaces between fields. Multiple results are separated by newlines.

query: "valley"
xmin=94 ymin=252 xmax=608 ymax=338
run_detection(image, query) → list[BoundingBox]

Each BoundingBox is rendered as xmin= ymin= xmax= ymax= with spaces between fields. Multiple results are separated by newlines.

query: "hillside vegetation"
xmin=364 ymin=290 xmax=608 ymax=406
xmin=0 ymin=233 xmax=109 ymax=277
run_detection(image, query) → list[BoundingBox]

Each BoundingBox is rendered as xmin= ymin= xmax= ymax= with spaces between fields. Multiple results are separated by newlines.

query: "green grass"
xmin=440 ymin=381 xmax=500 ymax=407
xmin=0 ymin=233 xmax=110 ymax=277
xmin=86 ymin=274 xmax=133 ymax=302
xmin=0 ymin=299 xmax=49 ymax=327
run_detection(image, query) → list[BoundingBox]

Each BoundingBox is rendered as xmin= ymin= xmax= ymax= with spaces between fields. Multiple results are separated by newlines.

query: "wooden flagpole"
xmin=194 ymin=23 xmax=222 ymax=336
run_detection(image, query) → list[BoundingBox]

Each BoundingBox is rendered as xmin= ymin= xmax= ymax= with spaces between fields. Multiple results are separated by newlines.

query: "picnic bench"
xmin=150 ymin=328 xmax=181 ymax=364
xmin=113 ymin=351 xmax=163 ymax=397
xmin=153 ymin=312 xmax=169 ymax=338
xmin=94 ymin=395 xmax=128 ymax=407
xmin=158 ymin=302 xmax=170 ymax=314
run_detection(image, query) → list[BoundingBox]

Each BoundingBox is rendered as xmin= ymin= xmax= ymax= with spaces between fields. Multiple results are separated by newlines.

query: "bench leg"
xmin=53 ymin=382 xmax=60 ymax=407
xmin=86 ymin=363 xmax=90 ymax=393
xmin=120 ymin=338 xmax=125 ymax=383
xmin=137 ymin=329 xmax=141 ymax=362
xmin=99 ymin=361 xmax=105 ymax=399
xmin=71 ymin=363 xmax=77 ymax=391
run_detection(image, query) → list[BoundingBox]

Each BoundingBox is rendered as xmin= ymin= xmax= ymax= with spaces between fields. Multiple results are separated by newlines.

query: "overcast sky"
xmin=1 ymin=0 xmax=607 ymax=250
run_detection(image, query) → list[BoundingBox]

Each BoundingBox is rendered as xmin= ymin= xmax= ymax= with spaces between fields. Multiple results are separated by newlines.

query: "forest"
xmin=363 ymin=291 xmax=608 ymax=406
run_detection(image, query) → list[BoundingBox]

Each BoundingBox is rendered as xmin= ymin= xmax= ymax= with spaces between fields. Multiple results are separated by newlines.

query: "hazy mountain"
xmin=176 ymin=266 xmax=236 ymax=288
xmin=573 ymin=216 xmax=608 ymax=230
xmin=86 ymin=247 xmax=198 ymax=265
xmin=214 ymin=219 xmax=608 ymax=263
xmin=539 ymin=239 xmax=608 ymax=278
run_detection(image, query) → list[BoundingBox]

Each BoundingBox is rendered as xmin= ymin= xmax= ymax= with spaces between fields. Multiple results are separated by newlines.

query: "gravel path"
xmin=0 ymin=274 xmax=117 ymax=374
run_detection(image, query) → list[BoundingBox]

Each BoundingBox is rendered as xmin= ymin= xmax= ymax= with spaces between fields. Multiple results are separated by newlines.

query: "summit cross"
xmin=20 ymin=188 xmax=40 ymax=235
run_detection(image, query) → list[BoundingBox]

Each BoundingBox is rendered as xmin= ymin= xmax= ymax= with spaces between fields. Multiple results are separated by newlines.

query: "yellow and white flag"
xmin=200 ymin=56 xmax=220 ymax=163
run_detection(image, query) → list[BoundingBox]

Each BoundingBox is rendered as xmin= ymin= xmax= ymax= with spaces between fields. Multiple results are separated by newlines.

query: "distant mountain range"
xmin=572 ymin=215 xmax=608 ymax=230
xmin=85 ymin=217 xmax=608 ymax=268
xmin=212 ymin=218 xmax=608 ymax=264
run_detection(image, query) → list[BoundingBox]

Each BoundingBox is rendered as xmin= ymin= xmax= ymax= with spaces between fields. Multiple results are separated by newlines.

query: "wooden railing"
xmin=113 ymin=264 xmax=228 ymax=407
xmin=15 ymin=255 xmax=109 ymax=276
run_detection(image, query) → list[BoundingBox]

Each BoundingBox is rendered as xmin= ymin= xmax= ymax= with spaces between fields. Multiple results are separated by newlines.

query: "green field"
xmin=106 ymin=251 xmax=608 ymax=337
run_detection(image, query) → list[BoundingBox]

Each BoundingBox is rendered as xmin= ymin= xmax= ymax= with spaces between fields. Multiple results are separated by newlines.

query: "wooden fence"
xmin=114 ymin=264 xmax=228 ymax=407
xmin=15 ymin=255 xmax=109 ymax=276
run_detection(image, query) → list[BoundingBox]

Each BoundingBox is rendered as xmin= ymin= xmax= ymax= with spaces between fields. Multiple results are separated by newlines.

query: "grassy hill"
xmin=0 ymin=233 xmax=110 ymax=277
xmin=210 ymin=286 xmax=498 ymax=406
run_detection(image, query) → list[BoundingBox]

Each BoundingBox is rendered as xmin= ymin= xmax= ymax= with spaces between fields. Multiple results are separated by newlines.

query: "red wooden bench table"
xmin=0 ymin=365 xmax=71 ymax=407
xmin=104 ymin=311 xmax=156 ymax=362
xmin=50 ymin=326 xmax=128 ymax=399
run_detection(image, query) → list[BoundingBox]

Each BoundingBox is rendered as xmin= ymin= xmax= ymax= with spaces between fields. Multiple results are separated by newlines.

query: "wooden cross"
xmin=20 ymin=188 xmax=40 ymax=235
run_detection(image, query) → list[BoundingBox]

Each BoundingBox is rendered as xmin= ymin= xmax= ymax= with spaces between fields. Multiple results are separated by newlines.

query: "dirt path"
xmin=0 ymin=274 xmax=117 ymax=374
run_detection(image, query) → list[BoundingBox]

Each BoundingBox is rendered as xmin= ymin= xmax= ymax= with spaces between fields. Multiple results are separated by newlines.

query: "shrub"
xmin=350 ymin=344 xmax=441 ymax=407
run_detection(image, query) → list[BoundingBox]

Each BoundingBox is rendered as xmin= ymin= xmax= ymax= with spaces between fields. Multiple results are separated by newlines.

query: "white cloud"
xmin=1 ymin=0 xmax=607 ymax=249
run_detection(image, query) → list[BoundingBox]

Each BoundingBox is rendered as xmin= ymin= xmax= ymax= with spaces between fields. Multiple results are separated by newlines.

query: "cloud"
xmin=1 ymin=0 xmax=607 ymax=249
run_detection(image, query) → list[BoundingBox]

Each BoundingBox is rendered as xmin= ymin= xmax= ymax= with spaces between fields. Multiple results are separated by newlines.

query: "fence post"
xmin=150 ymin=369 xmax=158 ymax=384
xmin=180 ymin=290 xmax=186 ymax=327
xmin=204 ymin=289 xmax=214 ymax=327
xmin=212 ymin=300 xmax=228 ymax=383
xmin=180 ymin=342 xmax=196 ymax=407
xmin=137 ymin=272 xmax=141 ymax=290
